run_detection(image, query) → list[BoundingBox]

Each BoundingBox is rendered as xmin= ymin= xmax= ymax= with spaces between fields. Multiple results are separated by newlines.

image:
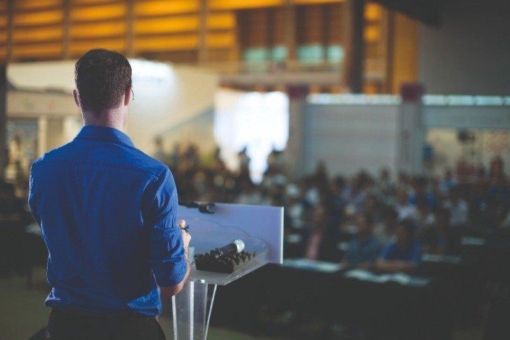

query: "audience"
xmin=0 ymin=181 xmax=31 ymax=277
xmin=422 ymin=208 xmax=456 ymax=255
xmin=342 ymin=212 xmax=382 ymax=269
xmin=440 ymin=168 xmax=458 ymax=194
xmin=303 ymin=204 xmax=339 ymax=262
xmin=0 ymin=182 xmax=25 ymax=221
xmin=409 ymin=176 xmax=436 ymax=209
xmin=375 ymin=219 xmax=422 ymax=274
xmin=413 ymin=197 xmax=436 ymax=235
xmin=1 ymin=139 xmax=509 ymax=278
xmin=443 ymin=186 xmax=468 ymax=227
xmin=144 ymin=143 xmax=509 ymax=274
xmin=373 ymin=207 xmax=398 ymax=246
xmin=395 ymin=189 xmax=418 ymax=220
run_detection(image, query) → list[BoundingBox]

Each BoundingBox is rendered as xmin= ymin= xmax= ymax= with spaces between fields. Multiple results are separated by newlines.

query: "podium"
xmin=171 ymin=203 xmax=284 ymax=340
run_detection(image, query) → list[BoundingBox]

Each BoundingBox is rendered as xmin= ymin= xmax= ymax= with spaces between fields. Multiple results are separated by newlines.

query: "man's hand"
xmin=179 ymin=219 xmax=191 ymax=251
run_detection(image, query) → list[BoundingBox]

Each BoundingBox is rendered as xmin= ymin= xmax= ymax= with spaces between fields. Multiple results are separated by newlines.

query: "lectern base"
xmin=172 ymin=281 xmax=217 ymax=340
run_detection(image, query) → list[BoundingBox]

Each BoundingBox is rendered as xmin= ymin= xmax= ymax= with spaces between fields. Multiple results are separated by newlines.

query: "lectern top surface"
xmin=178 ymin=203 xmax=283 ymax=264
xmin=183 ymin=217 xmax=269 ymax=285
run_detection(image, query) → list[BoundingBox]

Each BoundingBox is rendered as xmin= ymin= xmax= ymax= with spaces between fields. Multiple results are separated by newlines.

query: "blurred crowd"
xmin=1 ymin=139 xmax=509 ymax=277
xmin=156 ymin=141 xmax=510 ymax=273
xmin=0 ymin=180 xmax=35 ymax=277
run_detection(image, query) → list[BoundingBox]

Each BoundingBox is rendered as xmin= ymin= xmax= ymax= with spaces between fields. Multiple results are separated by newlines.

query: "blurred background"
xmin=0 ymin=0 xmax=509 ymax=339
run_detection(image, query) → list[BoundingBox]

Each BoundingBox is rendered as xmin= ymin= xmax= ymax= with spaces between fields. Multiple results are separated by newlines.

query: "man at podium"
xmin=28 ymin=49 xmax=190 ymax=340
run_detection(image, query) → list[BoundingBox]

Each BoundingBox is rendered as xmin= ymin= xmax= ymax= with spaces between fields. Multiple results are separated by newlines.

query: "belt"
xmin=52 ymin=307 xmax=151 ymax=319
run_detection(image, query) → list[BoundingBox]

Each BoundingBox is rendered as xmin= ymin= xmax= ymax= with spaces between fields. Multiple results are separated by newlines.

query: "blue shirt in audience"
xmin=28 ymin=126 xmax=188 ymax=316
xmin=380 ymin=240 xmax=422 ymax=265
xmin=344 ymin=236 xmax=382 ymax=267
xmin=409 ymin=192 xmax=436 ymax=209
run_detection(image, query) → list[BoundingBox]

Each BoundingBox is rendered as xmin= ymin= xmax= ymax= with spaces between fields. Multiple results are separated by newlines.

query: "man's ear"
xmin=73 ymin=89 xmax=80 ymax=107
xmin=124 ymin=86 xmax=132 ymax=106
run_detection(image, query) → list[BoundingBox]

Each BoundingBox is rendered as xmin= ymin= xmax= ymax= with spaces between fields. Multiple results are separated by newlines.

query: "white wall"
xmin=419 ymin=0 xmax=510 ymax=95
xmin=159 ymin=108 xmax=215 ymax=157
xmin=7 ymin=90 xmax=79 ymax=118
xmin=423 ymin=105 xmax=510 ymax=130
xmin=427 ymin=129 xmax=510 ymax=177
xmin=303 ymin=103 xmax=399 ymax=177
xmin=7 ymin=60 xmax=219 ymax=155
xmin=302 ymin=100 xmax=510 ymax=179
xmin=128 ymin=63 xmax=218 ymax=154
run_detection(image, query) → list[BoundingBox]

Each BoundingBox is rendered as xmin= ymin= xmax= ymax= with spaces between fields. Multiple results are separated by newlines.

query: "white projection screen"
xmin=214 ymin=89 xmax=289 ymax=183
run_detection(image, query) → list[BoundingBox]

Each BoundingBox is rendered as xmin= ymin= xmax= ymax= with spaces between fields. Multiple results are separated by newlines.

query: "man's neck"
xmin=83 ymin=109 xmax=125 ymax=131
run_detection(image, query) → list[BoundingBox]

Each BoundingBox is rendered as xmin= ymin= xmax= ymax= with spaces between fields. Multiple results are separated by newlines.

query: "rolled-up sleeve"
xmin=143 ymin=167 xmax=188 ymax=287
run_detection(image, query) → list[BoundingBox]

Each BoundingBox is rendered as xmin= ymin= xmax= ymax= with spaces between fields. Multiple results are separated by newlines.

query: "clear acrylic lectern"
xmin=171 ymin=203 xmax=284 ymax=340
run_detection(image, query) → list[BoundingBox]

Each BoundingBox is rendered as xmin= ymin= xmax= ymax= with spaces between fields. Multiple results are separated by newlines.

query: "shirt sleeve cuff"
xmin=153 ymin=259 xmax=189 ymax=287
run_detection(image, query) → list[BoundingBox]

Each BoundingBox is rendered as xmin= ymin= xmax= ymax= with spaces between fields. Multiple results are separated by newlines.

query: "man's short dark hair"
xmin=75 ymin=49 xmax=132 ymax=116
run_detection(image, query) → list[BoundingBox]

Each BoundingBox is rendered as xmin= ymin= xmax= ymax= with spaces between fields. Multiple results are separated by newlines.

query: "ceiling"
xmin=374 ymin=0 xmax=441 ymax=26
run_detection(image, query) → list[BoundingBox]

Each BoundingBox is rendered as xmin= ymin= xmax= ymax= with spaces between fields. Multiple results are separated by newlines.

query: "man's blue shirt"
xmin=28 ymin=126 xmax=188 ymax=316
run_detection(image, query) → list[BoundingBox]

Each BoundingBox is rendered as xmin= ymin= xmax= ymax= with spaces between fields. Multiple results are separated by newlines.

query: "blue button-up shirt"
xmin=28 ymin=126 xmax=188 ymax=316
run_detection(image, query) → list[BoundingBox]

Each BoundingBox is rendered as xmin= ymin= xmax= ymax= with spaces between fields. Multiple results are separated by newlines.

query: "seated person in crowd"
xmin=0 ymin=181 xmax=29 ymax=277
xmin=413 ymin=197 xmax=435 ymax=236
xmin=422 ymin=208 xmax=456 ymax=255
xmin=303 ymin=203 xmax=339 ymax=262
xmin=0 ymin=182 xmax=26 ymax=223
xmin=409 ymin=176 xmax=436 ymax=209
xmin=377 ymin=167 xmax=395 ymax=199
xmin=375 ymin=219 xmax=422 ymax=274
xmin=443 ymin=186 xmax=468 ymax=227
xmin=342 ymin=212 xmax=382 ymax=269
xmin=440 ymin=169 xmax=458 ymax=194
xmin=373 ymin=207 xmax=398 ymax=246
xmin=500 ymin=209 xmax=510 ymax=228
xmin=395 ymin=189 xmax=418 ymax=220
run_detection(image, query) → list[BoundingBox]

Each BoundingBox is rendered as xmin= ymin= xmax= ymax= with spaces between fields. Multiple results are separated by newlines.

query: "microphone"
xmin=216 ymin=239 xmax=245 ymax=256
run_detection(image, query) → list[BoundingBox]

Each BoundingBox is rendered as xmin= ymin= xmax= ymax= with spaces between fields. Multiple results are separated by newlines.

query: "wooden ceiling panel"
xmin=70 ymin=38 xmax=126 ymax=55
xmin=14 ymin=0 xmax=63 ymax=11
xmin=135 ymin=0 xmax=199 ymax=17
xmin=207 ymin=32 xmax=235 ymax=48
xmin=135 ymin=16 xmax=199 ymax=35
xmin=14 ymin=10 xmax=63 ymax=27
xmin=0 ymin=30 xmax=6 ymax=45
xmin=12 ymin=43 xmax=62 ymax=58
xmin=70 ymin=21 xmax=126 ymax=39
xmin=135 ymin=34 xmax=198 ymax=52
xmin=12 ymin=26 xmax=62 ymax=43
xmin=208 ymin=13 xmax=235 ymax=30
xmin=71 ymin=4 xmax=126 ymax=22
xmin=0 ymin=16 xmax=7 ymax=29
xmin=73 ymin=0 xmax=125 ymax=5
xmin=293 ymin=0 xmax=344 ymax=4
xmin=209 ymin=0 xmax=283 ymax=10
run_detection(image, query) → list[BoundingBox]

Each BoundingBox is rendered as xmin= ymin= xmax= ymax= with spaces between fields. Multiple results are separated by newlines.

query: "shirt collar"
xmin=75 ymin=125 xmax=134 ymax=147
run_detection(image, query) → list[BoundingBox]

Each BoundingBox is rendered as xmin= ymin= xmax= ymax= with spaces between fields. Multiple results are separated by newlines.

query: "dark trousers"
xmin=47 ymin=308 xmax=166 ymax=340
